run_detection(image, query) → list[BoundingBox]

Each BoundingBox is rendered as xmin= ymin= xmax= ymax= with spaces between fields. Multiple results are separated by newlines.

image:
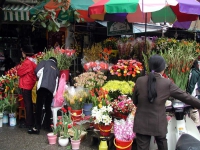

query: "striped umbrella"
xmin=88 ymin=0 xmax=199 ymax=23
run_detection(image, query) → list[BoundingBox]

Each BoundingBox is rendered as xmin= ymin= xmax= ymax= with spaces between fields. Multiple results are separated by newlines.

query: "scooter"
xmin=149 ymin=99 xmax=200 ymax=150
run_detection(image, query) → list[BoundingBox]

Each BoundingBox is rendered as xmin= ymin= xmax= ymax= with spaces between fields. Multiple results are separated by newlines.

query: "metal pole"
xmin=144 ymin=13 xmax=147 ymax=52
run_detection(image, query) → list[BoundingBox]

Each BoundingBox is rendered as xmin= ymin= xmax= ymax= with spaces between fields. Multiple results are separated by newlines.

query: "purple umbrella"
xmin=177 ymin=0 xmax=200 ymax=15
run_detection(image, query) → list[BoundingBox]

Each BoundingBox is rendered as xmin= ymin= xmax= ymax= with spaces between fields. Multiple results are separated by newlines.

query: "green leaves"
xmin=30 ymin=0 xmax=82 ymax=32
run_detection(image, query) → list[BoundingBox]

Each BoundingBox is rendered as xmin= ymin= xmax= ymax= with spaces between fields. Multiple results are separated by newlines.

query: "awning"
xmin=2 ymin=4 xmax=34 ymax=21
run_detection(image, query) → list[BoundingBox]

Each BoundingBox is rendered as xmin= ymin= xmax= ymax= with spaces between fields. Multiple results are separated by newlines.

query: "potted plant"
xmin=64 ymin=86 xmax=88 ymax=121
xmin=73 ymin=71 xmax=107 ymax=116
xmin=47 ymin=123 xmax=59 ymax=145
xmin=70 ymin=125 xmax=83 ymax=150
xmin=91 ymin=105 xmax=113 ymax=136
xmin=6 ymin=93 xmax=18 ymax=126
xmin=43 ymin=47 xmax=76 ymax=81
xmin=110 ymin=95 xmax=137 ymax=120
xmin=102 ymin=80 xmax=135 ymax=99
xmin=57 ymin=107 xmax=72 ymax=147
xmin=0 ymin=95 xmax=10 ymax=127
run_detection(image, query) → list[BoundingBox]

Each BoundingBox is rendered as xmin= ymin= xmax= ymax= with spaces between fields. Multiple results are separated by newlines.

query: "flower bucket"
xmin=71 ymin=139 xmax=81 ymax=150
xmin=0 ymin=113 xmax=3 ymax=127
xmin=70 ymin=109 xmax=83 ymax=122
xmin=47 ymin=133 xmax=57 ymax=145
xmin=116 ymin=112 xmax=128 ymax=120
xmin=9 ymin=113 xmax=16 ymax=126
xmin=60 ymin=70 xmax=69 ymax=82
xmin=114 ymin=138 xmax=133 ymax=150
xmin=83 ymin=103 xmax=93 ymax=116
xmin=99 ymin=124 xmax=112 ymax=137
xmin=3 ymin=112 xmax=8 ymax=124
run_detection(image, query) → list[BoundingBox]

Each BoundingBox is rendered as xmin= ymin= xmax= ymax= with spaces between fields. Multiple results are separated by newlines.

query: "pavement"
xmin=0 ymin=122 xmax=137 ymax=150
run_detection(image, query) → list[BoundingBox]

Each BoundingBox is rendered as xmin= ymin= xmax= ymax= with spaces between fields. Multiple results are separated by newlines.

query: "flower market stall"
xmin=1 ymin=35 xmax=200 ymax=149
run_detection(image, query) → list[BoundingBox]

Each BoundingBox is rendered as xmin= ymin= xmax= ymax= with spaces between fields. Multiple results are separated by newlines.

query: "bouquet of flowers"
xmin=83 ymin=61 xmax=110 ymax=72
xmin=103 ymin=80 xmax=135 ymax=99
xmin=82 ymin=43 xmax=103 ymax=62
xmin=111 ymin=95 xmax=136 ymax=115
xmin=109 ymin=59 xmax=143 ymax=81
xmin=114 ymin=114 xmax=135 ymax=141
xmin=91 ymin=105 xmax=113 ymax=125
xmin=64 ymin=86 xmax=88 ymax=110
xmin=102 ymin=37 xmax=118 ymax=50
xmin=43 ymin=47 xmax=76 ymax=70
xmin=74 ymin=71 xmax=107 ymax=90
xmin=89 ymin=87 xmax=111 ymax=107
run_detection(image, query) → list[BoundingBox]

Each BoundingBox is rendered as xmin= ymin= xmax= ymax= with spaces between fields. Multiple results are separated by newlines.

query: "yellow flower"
xmin=98 ymin=103 xmax=102 ymax=108
xmin=79 ymin=98 xmax=82 ymax=102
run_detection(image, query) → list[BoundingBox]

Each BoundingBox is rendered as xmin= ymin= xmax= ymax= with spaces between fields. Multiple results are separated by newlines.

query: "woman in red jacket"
xmin=17 ymin=45 xmax=37 ymax=132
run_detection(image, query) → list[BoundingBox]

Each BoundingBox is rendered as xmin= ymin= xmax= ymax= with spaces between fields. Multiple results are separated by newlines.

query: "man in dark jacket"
xmin=28 ymin=57 xmax=59 ymax=134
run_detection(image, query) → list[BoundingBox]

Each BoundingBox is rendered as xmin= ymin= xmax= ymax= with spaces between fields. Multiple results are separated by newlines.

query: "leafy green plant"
xmin=6 ymin=93 xmax=18 ymax=114
xmin=71 ymin=125 xmax=83 ymax=140
xmin=30 ymin=0 xmax=82 ymax=32
xmin=0 ymin=95 xmax=10 ymax=113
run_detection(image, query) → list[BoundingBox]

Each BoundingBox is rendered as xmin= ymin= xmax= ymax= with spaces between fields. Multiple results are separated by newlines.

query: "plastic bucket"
xmin=60 ymin=70 xmax=69 ymax=82
xmin=70 ymin=109 xmax=83 ymax=122
xmin=83 ymin=103 xmax=93 ymax=116
xmin=99 ymin=124 xmax=112 ymax=136
xmin=114 ymin=138 xmax=133 ymax=150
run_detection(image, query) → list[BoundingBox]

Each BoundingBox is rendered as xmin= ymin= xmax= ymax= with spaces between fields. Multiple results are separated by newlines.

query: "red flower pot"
xmin=99 ymin=124 xmax=112 ymax=137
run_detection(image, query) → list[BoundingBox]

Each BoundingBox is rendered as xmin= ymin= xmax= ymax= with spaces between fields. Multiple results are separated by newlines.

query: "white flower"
xmin=100 ymin=106 xmax=107 ymax=113
xmin=106 ymin=106 xmax=113 ymax=112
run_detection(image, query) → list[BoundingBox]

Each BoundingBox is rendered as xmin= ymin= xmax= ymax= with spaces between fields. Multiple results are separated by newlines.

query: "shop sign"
xmin=107 ymin=21 xmax=133 ymax=36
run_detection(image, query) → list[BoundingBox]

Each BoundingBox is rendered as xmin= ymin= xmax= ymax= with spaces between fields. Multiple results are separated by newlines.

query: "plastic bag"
xmin=53 ymin=73 xmax=66 ymax=107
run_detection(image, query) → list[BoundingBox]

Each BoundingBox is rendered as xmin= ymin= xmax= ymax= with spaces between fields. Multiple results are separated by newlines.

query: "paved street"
xmin=0 ymin=123 xmax=137 ymax=150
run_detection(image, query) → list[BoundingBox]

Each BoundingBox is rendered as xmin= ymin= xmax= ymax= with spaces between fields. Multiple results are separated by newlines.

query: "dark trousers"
xmin=136 ymin=133 xmax=168 ymax=150
xmin=22 ymin=89 xmax=34 ymax=126
xmin=35 ymin=88 xmax=53 ymax=130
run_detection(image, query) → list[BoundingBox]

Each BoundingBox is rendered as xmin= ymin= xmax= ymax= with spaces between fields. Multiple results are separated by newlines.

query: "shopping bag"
xmin=53 ymin=73 xmax=66 ymax=107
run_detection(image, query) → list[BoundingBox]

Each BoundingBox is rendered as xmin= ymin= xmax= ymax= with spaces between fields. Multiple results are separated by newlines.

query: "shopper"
xmin=28 ymin=57 xmax=59 ymax=134
xmin=17 ymin=46 xmax=37 ymax=131
xmin=186 ymin=59 xmax=200 ymax=126
xmin=133 ymin=54 xmax=200 ymax=150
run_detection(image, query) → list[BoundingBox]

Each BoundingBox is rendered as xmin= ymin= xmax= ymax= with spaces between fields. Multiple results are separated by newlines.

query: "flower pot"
xmin=70 ymin=109 xmax=83 ymax=122
xmin=71 ymin=139 xmax=81 ymax=150
xmin=9 ymin=113 xmax=16 ymax=126
xmin=114 ymin=138 xmax=133 ymax=150
xmin=3 ymin=111 xmax=8 ymax=124
xmin=0 ymin=113 xmax=3 ymax=127
xmin=83 ymin=103 xmax=93 ymax=116
xmin=60 ymin=69 xmax=69 ymax=82
xmin=58 ymin=136 xmax=69 ymax=147
xmin=99 ymin=124 xmax=112 ymax=137
xmin=47 ymin=133 xmax=57 ymax=145
xmin=114 ymin=112 xmax=128 ymax=120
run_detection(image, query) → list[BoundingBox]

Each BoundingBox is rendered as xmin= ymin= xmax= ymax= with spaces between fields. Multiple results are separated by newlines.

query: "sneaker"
xmin=27 ymin=127 xmax=40 ymax=134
